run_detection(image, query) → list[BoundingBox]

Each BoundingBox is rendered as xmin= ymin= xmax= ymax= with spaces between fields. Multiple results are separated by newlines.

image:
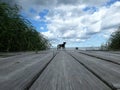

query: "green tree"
xmin=107 ymin=27 xmax=120 ymax=50
xmin=101 ymin=27 xmax=120 ymax=50
xmin=0 ymin=2 xmax=50 ymax=52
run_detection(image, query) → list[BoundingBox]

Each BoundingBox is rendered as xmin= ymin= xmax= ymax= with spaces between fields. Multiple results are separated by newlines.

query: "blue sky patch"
xmin=29 ymin=8 xmax=37 ymax=14
xmin=105 ymin=0 xmax=120 ymax=6
xmin=39 ymin=9 xmax=49 ymax=19
xmin=83 ymin=6 xmax=98 ymax=14
xmin=31 ymin=20 xmax=48 ymax=32
xmin=21 ymin=9 xmax=49 ymax=32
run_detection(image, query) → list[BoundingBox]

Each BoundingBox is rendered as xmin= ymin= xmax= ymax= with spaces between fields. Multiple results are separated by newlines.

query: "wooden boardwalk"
xmin=0 ymin=50 xmax=120 ymax=90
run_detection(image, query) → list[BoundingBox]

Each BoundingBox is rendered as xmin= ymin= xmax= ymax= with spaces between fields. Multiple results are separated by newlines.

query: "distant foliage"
xmin=101 ymin=27 xmax=120 ymax=50
xmin=107 ymin=27 xmax=120 ymax=50
xmin=0 ymin=2 xmax=51 ymax=52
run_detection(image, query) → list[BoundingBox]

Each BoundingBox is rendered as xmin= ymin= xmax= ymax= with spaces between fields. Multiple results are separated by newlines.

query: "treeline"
xmin=101 ymin=26 xmax=120 ymax=50
xmin=0 ymin=2 xmax=51 ymax=52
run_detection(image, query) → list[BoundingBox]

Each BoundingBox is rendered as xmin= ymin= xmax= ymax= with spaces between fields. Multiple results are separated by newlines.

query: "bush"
xmin=101 ymin=27 xmax=120 ymax=50
xmin=0 ymin=2 xmax=51 ymax=52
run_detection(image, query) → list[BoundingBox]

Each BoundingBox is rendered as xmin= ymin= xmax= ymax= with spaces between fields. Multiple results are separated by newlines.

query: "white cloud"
xmin=102 ymin=28 xmax=117 ymax=39
xmin=42 ymin=1 xmax=120 ymax=46
xmin=101 ymin=1 xmax=120 ymax=30
xmin=40 ymin=27 xmax=44 ymax=30
xmin=2 ymin=0 xmax=108 ymax=14
xmin=34 ymin=16 xmax=41 ymax=20
xmin=2 ymin=0 xmax=120 ymax=47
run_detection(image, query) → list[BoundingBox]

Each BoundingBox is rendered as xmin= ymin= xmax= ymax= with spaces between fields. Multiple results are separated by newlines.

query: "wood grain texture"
xmin=0 ymin=50 xmax=119 ymax=90
xmin=0 ymin=52 xmax=54 ymax=90
xmin=70 ymin=51 xmax=120 ymax=89
xmin=79 ymin=51 xmax=120 ymax=64
xmin=30 ymin=51 xmax=111 ymax=90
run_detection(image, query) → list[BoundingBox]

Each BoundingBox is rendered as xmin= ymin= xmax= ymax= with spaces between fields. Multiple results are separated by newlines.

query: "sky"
xmin=2 ymin=0 xmax=120 ymax=47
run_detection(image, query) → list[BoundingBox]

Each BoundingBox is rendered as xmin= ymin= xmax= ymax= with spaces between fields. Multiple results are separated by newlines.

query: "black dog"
xmin=57 ymin=42 xmax=66 ymax=50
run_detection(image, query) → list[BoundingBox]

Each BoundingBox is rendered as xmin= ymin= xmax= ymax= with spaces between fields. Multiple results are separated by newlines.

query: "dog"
xmin=57 ymin=42 xmax=66 ymax=50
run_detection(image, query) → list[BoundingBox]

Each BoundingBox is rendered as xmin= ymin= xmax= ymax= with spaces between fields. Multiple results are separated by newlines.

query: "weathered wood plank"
xmin=0 ymin=52 xmax=54 ymax=90
xmin=71 ymin=51 xmax=120 ymax=89
xmin=30 ymin=51 xmax=111 ymax=90
xmin=79 ymin=51 xmax=120 ymax=64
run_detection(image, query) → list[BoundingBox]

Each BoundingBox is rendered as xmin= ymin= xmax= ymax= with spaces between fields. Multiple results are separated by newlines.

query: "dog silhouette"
xmin=57 ymin=42 xmax=66 ymax=50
